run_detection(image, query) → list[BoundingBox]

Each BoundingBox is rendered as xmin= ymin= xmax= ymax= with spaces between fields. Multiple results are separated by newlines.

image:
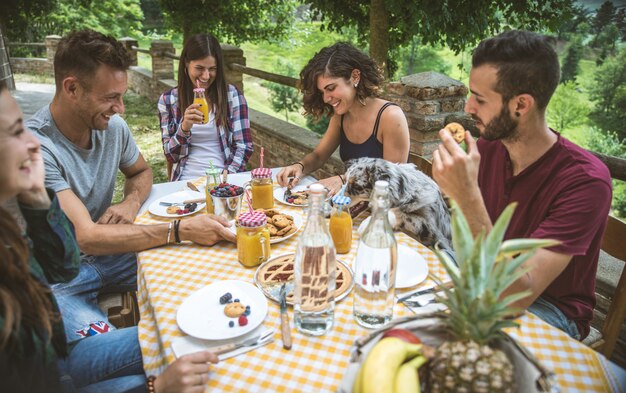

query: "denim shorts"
xmin=528 ymin=296 xmax=581 ymax=340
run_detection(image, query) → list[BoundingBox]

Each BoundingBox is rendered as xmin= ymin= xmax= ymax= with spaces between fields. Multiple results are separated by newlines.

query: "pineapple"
xmin=428 ymin=202 xmax=558 ymax=393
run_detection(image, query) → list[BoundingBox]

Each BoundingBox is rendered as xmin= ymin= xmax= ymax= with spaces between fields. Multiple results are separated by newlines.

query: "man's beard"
xmin=476 ymin=105 xmax=519 ymax=142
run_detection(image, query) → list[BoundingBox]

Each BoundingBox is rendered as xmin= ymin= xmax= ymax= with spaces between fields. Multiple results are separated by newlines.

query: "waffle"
xmin=256 ymin=254 xmax=352 ymax=306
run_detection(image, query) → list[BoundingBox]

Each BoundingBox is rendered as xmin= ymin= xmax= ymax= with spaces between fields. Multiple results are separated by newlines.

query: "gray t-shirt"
xmin=26 ymin=106 xmax=140 ymax=222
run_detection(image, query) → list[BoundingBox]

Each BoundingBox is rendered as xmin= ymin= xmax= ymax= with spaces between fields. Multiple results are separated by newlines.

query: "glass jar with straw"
xmin=329 ymin=190 xmax=352 ymax=254
xmin=236 ymin=190 xmax=270 ymax=267
xmin=250 ymin=147 xmax=273 ymax=209
xmin=205 ymin=164 xmax=221 ymax=214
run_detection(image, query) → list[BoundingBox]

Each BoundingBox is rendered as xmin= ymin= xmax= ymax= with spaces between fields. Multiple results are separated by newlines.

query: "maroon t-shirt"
xmin=477 ymin=132 xmax=612 ymax=338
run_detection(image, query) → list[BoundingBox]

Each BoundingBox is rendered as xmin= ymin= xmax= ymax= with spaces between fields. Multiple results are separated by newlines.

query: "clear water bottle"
xmin=353 ymin=180 xmax=397 ymax=328
xmin=294 ymin=183 xmax=336 ymax=336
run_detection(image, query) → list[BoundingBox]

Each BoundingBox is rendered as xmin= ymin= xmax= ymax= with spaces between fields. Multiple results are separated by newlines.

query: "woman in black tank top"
xmin=276 ymin=43 xmax=410 ymax=196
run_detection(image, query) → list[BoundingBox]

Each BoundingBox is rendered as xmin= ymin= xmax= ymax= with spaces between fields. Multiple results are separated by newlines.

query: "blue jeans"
xmin=528 ymin=296 xmax=581 ymax=340
xmin=51 ymin=253 xmax=137 ymax=343
xmin=58 ymin=327 xmax=147 ymax=393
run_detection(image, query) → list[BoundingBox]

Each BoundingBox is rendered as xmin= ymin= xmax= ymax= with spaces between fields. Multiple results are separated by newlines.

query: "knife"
xmin=159 ymin=197 xmax=205 ymax=206
xmin=279 ymin=283 xmax=292 ymax=349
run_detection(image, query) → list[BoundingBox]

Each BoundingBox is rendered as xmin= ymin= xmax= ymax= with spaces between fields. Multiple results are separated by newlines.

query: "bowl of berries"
xmin=210 ymin=183 xmax=245 ymax=221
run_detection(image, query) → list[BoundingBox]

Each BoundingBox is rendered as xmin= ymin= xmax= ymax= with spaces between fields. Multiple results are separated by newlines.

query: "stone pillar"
xmin=45 ymin=35 xmax=62 ymax=74
xmin=119 ymin=37 xmax=138 ymax=66
xmin=150 ymin=40 xmax=174 ymax=81
xmin=221 ymin=44 xmax=245 ymax=92
xmin=384 ymin=71 xmax=469 ymax=158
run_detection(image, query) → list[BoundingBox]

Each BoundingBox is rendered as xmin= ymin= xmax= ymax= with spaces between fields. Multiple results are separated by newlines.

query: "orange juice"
xmin=251 ymin=178 xmax=274 ymax=209
xmin=205 ymin=181 xmax=216 ymax=214
xmin=329 ymin=210 xmax=353 ymax=254
xmin=236 ymin=224 xmax=270 ymax=267
xmin=193 ymin=88 xmax=209 ymax=124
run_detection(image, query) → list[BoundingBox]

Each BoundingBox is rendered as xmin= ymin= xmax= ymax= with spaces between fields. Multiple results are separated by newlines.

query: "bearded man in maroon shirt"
xmin=432 ymin=30 xmax=612 ymax=340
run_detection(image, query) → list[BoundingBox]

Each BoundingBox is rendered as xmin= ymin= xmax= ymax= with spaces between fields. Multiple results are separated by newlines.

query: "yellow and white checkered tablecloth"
xmin=135 ymin=189 xmax=619 ymax=392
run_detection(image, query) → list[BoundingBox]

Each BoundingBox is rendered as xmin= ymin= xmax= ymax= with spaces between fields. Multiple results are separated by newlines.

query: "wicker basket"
xmin=338 ymin=313 xmax=558 ymax=393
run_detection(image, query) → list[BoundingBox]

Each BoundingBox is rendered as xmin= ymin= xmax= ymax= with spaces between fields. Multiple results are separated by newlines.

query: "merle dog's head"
xmin=344 ymin=158 xmax=393 ymax=198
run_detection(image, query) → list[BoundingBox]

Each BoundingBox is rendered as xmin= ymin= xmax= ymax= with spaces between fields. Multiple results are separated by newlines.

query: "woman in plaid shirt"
xmin=158 ymin=33 xmax=253 ymax=181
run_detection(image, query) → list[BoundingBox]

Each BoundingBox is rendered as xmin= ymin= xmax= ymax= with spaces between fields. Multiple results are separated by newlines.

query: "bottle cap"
xmin=308 ymin=183 xmax=325 ymax=194
xmin=331 ymin=195 xmax=351 ymax=206
xmin=251 ymin=168 xmax=272 ymax=179
xmin=237 ymin=211 xmax=267 ymax=227
xmin=193 ymin=88 xmax=205 ymax=93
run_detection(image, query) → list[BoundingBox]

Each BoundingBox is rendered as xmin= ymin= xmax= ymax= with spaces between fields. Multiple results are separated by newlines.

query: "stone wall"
xmin=10 ymin=57 xmax=51 ymax=75
xmin=383 ymin=71 xmax=473 ymax=158
xmin=247 ymin=109 xmax=344 ymax=179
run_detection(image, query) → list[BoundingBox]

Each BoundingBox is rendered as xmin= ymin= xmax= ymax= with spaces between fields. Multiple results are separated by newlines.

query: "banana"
xmin=352 ymin=361 xmax=365 ymax=393
xmin=394 ymin=356 xmax=427 ymax=393
xmin=361 ymin=337 xmax=422 ymax=393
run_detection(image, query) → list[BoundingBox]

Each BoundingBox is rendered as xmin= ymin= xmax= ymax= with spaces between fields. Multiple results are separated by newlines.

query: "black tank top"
xmin=339 ymin=102 xmax=397 ymax=162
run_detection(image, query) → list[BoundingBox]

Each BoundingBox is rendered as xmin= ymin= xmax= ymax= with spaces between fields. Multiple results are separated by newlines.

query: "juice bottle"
xmin=250 ymin=168 xmax=274 ymax=209
xmin=193 ymin=88 xmax=209 ymax=124
xmin=205 ymin=168 xmax=221 ymax=214
xmin=236 ymin=211 xmax=270 ymax=267
xmin=329 ymin=194 xmax=352 ymax=254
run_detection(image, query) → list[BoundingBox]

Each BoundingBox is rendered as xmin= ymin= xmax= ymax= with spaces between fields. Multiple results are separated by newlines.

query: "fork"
xmin=213 ymin=329 xmax=274 ymax=355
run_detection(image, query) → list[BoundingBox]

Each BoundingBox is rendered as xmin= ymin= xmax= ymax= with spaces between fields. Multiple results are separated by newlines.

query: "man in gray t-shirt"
xmin=26 ymin=31 xmax=235 ymax=348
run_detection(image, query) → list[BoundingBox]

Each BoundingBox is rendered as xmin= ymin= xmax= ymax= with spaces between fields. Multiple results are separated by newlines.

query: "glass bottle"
xmin=193 ymin=88 xmax=209 ymax=124
xmin=294 ymin=183 xmax=336 ymax=336
xmin=353 ymin=180 xmax=397 ymax=328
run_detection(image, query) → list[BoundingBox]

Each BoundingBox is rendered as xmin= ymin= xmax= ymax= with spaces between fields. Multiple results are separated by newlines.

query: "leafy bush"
xmin=584 ymin=127 xmax=626 ymax=218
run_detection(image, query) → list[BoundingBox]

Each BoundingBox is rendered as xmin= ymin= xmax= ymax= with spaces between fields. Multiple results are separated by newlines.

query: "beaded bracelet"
xmin=174 ymin=220 xmax=182 ymax=243
xmin=147 ymin=375 xmax=157 ymax=393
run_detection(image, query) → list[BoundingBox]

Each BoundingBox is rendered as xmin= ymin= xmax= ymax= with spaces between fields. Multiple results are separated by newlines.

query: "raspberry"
xmin=177 ymin=209 xmax=184 ymax=215
xmin=288 ymin=198 xmax=294 ymax=203
xmin=238 ymin=315 xmax=248 ymax=326
xmin=183 ymin=208 xmax=189 ymax=214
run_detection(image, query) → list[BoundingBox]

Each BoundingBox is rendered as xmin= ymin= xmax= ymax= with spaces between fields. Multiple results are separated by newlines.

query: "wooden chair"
xmin=584 ymin=215 xmax=626 ymax=358
xmin=98 ymin=291 xmax=140 ymax=328
xmin=408 ymin=153 xmax=433 ymax=179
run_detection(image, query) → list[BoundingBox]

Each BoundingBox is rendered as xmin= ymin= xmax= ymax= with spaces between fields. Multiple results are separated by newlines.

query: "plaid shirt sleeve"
xmin=225 ymin=85 xmax=253 ymax=173
xmin=157 ymin=88 xmax=191 ymax=164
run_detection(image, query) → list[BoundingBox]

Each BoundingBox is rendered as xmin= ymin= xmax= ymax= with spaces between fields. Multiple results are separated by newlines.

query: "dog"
xmin=345 ymin=157 xmax=452 ymax=251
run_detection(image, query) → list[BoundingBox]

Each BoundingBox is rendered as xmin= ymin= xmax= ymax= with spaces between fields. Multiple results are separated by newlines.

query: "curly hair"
xmin=53 ymin=29 xmax=131 ymax=91
xmin=300 ymin=42 xmax=383 ymax=119
xmin=177 ymin=34 xmax=229 ymax=129
xmin=472 ymin=30 xmax=560 ymax=111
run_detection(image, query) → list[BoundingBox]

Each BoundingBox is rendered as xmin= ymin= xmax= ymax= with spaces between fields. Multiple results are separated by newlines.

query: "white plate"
xmin=148 ymin=190 xmax=206 ymax=218
xmin=274 ymin=185 xmax=310 ymax=207
xmin=396 ymin=244 xmax=429 ymax=289
xmin=176 ymin=280 xmax=268 ymax=341
xmin=228 ymin=211 xmax=303 ymax=244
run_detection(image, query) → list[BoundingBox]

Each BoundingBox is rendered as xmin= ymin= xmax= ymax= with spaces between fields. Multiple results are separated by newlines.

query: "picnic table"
xmin=134 ymin=171 xmax=624 ymax=392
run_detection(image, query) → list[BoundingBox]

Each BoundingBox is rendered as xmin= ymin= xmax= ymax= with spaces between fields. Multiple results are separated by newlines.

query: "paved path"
xmin=13 ymin=82 xmax=55 ymax=119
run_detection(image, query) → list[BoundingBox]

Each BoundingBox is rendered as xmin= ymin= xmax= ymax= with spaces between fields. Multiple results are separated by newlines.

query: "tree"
xmin=592 ymin=1 xmax=616 ymax=35
xmin=589 ymin=47 xmax=626 ymax=138
xmin=264 ymin=61 xmax=300 ymax=122
xmin=560 ymin=38 xmax=583 ymax=84
xmin=546 ymin=82 xmax=590 ymax=131
xmin=158 ymin=0 xmax=296 ymax=44
xmin=615 ymin=8 xmax=626 ymax=41
xmin=307 ymin=0 xmax=576 ymax=77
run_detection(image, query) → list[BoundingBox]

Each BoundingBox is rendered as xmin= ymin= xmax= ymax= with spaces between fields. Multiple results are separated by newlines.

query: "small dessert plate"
xmin=176 ymin=280 xmax=268 ymax=341
xmin=148 ymin=190 xmax=206 ymax=218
